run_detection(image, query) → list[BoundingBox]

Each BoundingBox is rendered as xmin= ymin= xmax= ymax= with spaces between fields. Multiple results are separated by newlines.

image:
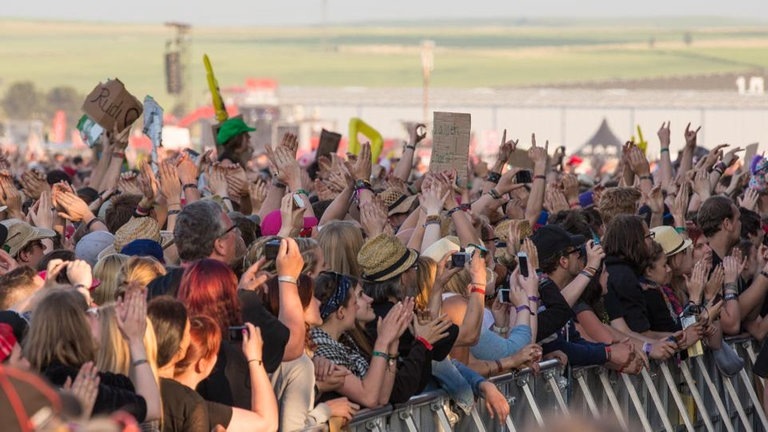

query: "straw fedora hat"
xmin=379 ymin=188 xmax=418 ymax=217
xmin=650 ymin=226 xmax=692 ymax=257
xmin=358 ymin=233 xmax=418 ymax=282
xmin=98 ymin=217 xmax=174 ymax=260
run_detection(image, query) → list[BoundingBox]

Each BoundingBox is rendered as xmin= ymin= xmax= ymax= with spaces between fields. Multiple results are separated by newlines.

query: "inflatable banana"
xmin=348 ymin=118 xmax=383 ymax=162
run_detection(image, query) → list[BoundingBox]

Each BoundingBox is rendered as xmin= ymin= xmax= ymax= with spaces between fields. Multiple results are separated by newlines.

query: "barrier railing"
xmin=344 ymin=336 xmax=766 ymax=431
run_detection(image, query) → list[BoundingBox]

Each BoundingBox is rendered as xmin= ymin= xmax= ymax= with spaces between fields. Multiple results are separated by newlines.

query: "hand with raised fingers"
xmin=658 ymin=121 xmax=671 ymax=149
xmin=158 ymin=160 xmax=182 ymax=206
xmin=239 ymin=258 xmax=270 ymax=292
xmin=412 ymin=313 xmax=452 ymax=345
xmin=627 ymin=144 xmax=651 ymax=176
xmin=276 ymin=237 xmax=304 ymax=279
xmin=206 ymin=165 xmax=229 ymax=197
xmin=360 ymin=200 xmax=388 ymax=239
xmin=279 ymin=132 xmax=300 ymax=157
xmin=0 ymin=175 xmax=23 ymax=218
xmin=115 ymin=289 xmax=148 ymax=343
xmin=684 ymin=123 xmax=701 ymax=150
xmin=528 ymin=133 xmax=548 ymax=169
xmin=53 ymin=188 xmax=95 ymax=223
xmin=20 ymin=170 xmax=49 ymax=200
xmin=248 ymin=179 xmax=268 ymax=212
xmin=63 ymin=361 xmax=100 ymax=420
xmin=241 ymin=323 xmax=264 ymax=366
xmin=739 ymin=187 xmax=759 ymax=212
xmin=138 ymin=161 xmax=159 ymax=205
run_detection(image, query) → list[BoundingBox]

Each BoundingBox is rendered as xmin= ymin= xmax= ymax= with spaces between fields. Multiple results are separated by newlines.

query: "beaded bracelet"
xmin=183 ymin=183 xmax=198 ymax=192
xmin=372 ymin=351 xmax=389 ymax=360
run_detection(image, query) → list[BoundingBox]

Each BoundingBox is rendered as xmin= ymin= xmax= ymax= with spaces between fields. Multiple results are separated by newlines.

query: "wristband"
xmin=85 ymin=217 xmax=103 ymax=232
xmin=247 ymin=358 xmax=263 ymax=366
xmin=724 ymin=282 xmax=738 ymax=291
xmin=278 ymin=276 xmax=298 ymax=285
xmin=112 ymin=151 xmax=125 ymax=159
xmin=528 ymin=295 xmax=540 ymax=303
xmin=183 ymin=183 xmax=198 ymax=192
xmin=534 ymin=175 xmax=546 ymax=180
xmin=579 ymin=270 xmax=595 ymax=279
xmin=639 ymin=175 xmax=653 ymax=181
xmin=584 ymin=266 xmax=599 ymax=274
xmin=487 ymin=172 xmax=501 ymax=184
xmin=605 ymin=346 xmax=612 ymax=362
xmin=674 ymin=226 xmax=686 ymax=234
xmin=470 ymin=286 xmax=486 ymax=295
xmin=724 ymin=293 xmax=738 ymax=302
xmin=492 ymin=325 xmax=509 ymax=334
xmin=416 ymin=336 xmax=433 ymax=351
xmin=494 ymin=359 xmax=503 ymax=374
xmin=294 ymin=188 xmax=310 ymax=197
xmin=132 ymin=358 xmax=148 ymax=367
xmin=372 ymin=351 xmax=389 ymax=360
xmin=488 ymin=189 xmax=502 ymax=200
xmin=168 ymin=209 xmax=181 ymax=216
xmin=643 ymin=342 xmax=652 ymax=356
xmin=660 ymin=148 xmax=670 ymax=153
xmin=515 ymin=305 xmax=535 ymax=316
xmin=405 ymin=144 xmax=416 ymax=151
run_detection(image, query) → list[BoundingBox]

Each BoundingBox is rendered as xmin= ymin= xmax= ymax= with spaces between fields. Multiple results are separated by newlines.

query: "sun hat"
xmin=422 ymin=236 xmax=461 ymax=262
xmin=650 ymin=226 xmax=692 ymax=257
xmin=99 ymin=217 xmax=174 ymax=261
xmin=379 ymin=188 xmax=418 ymax=217
xmin=216 ymin=117 xmax=256 ymax=145
xmin=0 ymin=220 xmax=56 ymax=257
xmin=358 ymin=233 xmax=419 ymax=282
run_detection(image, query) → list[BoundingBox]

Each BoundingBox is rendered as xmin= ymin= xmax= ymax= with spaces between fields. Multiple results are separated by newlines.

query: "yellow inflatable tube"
xmin=348 ymin=118 xmax=383 ymax=162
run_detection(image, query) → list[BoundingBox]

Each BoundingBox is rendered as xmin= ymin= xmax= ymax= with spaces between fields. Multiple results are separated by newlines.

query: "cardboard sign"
xmin=430 ymin=112 xmax=471 ymax=185
xmin=82 ymin=79 xmax=143 ymax=132
xmin=317 ymin=129 xmax=342 ymax=158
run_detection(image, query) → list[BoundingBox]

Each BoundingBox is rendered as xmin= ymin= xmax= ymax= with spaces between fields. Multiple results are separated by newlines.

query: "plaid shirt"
xmin=310 ymin=327 xmax=369 ymax=378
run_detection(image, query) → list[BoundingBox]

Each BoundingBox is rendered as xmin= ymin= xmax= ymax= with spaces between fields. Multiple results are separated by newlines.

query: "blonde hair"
xmin=243 ymin=236 xmax=319 ymax=275
xmin=96 ymin=304 xmax=160 ymax=383
xmin=317 ymin=221 xmax=364 ymax=277
xmin=412 ymin=257 xmax=437 ymax=311
xmin=598 ymin=187 xmax=641 ymax=226
xmin=443 ymin=267 xmax=494 ymax=296
xmin=119 ymin=256 xmax=167 ymax=293
xmin=92 ymin=254 xmax=129 ymax=305
xmin=23 ymin=289 xmax=95 ymax=370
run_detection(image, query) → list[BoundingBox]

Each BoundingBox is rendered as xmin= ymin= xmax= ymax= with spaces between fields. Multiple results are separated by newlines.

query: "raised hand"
xmin=248 ymin=179 xmax=268 ymax=213
xmin=276 ymin=237 xmax=304 ymax=279
xmin=138 ymin=162 xmax=159 ymax=205
xmin=657 ymin=121 xmax=671 ymax=149
xmin=279 ymin=132 xmax=300 ymax=158
xmin=29 ymin=189 xmax=55 ymax=229
xmin=348 ymin=142 xmax=372 ymax=182
xmin=627 ymin=144 xmax=650 ymax=176
xmin=63 ymin=361 xmax=100 ymax=420
xmin=158 ymin=160 xmax=182 ymax=206
xmin=0 ymin=174 xmax=23 ymax=218
xmin=20 ymin=170 xmax=49 ymax=200
xmin=117 ymin=172 xmax=143 ymax=196
xmin=584 ymin=240 xmax=605 ymax=271
xmin=528 ymin=133 xmax=548 ymax=169
xmin=739 ymin=187 xmax=759 ymax=212
xmin=277 ymin=192 xmax=305 ymax=238
xmin=642 ymin=185 xmax=664 ymax=214
xmin=175 ymin=152 xmax=199 ymax=186
xmin=684 ymin=123 xmax=701 ymax=150
xmin=241 ymin=323 xmax=264 ymax=365
xmin=53 ymin=188 xmax=95 ymax=222
xmin=685 ymin=260 xmax=708 ymax=303
xmin=239 ymin=257 xmax=270 ymax=292
xmin=562 ymin=174 xmax=579 ymax=204
xmin=115 ymin=289 xmax=148 ymax=343
xmin=412 ymin=314 xmax=452 ymax=345
xmin=206 ymin=166 xmax=229 ymax=197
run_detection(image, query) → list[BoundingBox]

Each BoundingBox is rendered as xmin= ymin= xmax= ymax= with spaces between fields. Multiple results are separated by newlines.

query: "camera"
xmin=498 ymin=287 xmax=511 ymax=304
xmin=451 ymin=252 xmax=470 ymax=268
xmin=265 ymin=238 xmax=281 ymax=261
xmin=292 ymin=193 xmax=306 ymax=209
xmin=228 ymin=325 xmax=247 ymax=341
xmin=515 ymin=170 xmax=533 ymax=184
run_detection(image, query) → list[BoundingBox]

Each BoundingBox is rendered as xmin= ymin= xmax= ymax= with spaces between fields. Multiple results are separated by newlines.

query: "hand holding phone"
xmin=517 ymin=252 xmax=529 ymax=278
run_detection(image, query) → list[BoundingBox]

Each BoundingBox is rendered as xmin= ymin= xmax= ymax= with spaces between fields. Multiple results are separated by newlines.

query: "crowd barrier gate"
xmin=325 ymin=336 xmax=768 ymax=431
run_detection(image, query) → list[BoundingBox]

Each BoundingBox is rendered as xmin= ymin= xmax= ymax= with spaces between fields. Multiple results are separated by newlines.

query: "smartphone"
xmin=184 ymin=148 xmax=201 ymax=165
xmin=228 ymin=325 xmax=247 ymax=341
xmin=517 ymin=252 xmax=529 ymax=277
xmin=498 ymin=288 xmax=511 ymax=304
xmin=515 ymin=170 xmax=533 ymax=184
xmin=451 ymin=252 xmax=470 ymax=268
xmin=264 ymin=238 xmax=281 ymax=261
xmin=292 ymin=193 xmax=305 ymax=209
xmin=590 ymin=230 xmax=601 ymax=246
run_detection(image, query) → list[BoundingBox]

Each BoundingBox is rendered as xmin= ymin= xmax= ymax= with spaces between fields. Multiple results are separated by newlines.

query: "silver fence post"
xmin=469 ymin=407 xmax=489 ymax=432
xmin=545 ymin=370 xmax=570 ymax=416
xmin=639 ymin=368 xmax=674 ymax=432
xmin=693 ymin=356 xmax=736 ymax=432
xmin=598 ymin=369 xmax=629 ymax=430
xmin=573 ymin=367 xmax=600 ymax=418
xmin=721 ymin=374 xmax=753 ymax=432
xmin=679 ymin=361 xmax=716 ymax=432
xmin=620 ymin=373 xmax=653 ymax=432
xmin=739 ymin=366 xmax=768 ymax=430
xmin=658 ymin=362 xmax=696 ymax=432
xmin=518 ymin=373 xmax=545 ymax=427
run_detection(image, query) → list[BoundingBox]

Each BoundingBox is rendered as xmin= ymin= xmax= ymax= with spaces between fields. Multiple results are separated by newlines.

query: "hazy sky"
xmin=3 ymin=0 xmax=768 ymax=26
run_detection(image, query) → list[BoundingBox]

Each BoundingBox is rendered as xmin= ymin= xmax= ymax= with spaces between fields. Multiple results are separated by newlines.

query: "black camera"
xmin=265 ymin=238 xmax=281 ymax=261
xmin=228 ymin=325 xmax=247 ymax=341
xmin=451 ymin=252 xmax=470 ymax=268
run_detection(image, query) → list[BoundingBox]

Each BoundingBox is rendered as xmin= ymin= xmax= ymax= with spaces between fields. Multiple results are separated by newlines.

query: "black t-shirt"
xmin=536 ymin=278 xmax=574 ymax=342
xmin=196 ymin=340 xmax=250 ymax=409
xmin=160 ymin=378 xmax=209 ymax=432
xmin=642 ymin=287 xmax=681 ymax=333
xmin=605 ymin=256 xmax=650 ymax=333
xmin=205 ymin=401 xmax=233 ymax=431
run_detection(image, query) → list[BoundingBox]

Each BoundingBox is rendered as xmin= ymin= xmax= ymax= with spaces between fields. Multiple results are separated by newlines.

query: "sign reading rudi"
xmin=82 ymin=79 xmax=143 ymax=132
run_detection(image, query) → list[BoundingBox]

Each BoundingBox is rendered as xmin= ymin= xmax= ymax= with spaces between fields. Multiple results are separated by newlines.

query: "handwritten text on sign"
xmin=430 ymin=112 xmax=471 ymax=186
xmin=82 ymin=79 xmax=143 ymax=133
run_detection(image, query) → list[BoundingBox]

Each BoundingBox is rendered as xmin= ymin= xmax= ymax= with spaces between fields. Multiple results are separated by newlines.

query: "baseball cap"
xmin=216 ymin=118 xmax=256 ymax=145
xmin=0 ymin=220 xmax=56 ymax=257
xmin=531 ymin=224 xmax=586 ymax=263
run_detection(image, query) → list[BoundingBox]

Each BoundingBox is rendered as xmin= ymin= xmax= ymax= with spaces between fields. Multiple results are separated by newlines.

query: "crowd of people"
xmin=1 ymin=115 xmax=767 ymax=431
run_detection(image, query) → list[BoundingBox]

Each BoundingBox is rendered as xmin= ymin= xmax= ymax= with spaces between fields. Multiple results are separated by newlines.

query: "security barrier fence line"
xmin=317 ymin=336 xmax=768 ymax=432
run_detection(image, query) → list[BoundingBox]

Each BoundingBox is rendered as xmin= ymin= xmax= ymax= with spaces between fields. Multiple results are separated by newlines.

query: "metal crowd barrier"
xmin=342 ymin=336 xmax=767 ymax=432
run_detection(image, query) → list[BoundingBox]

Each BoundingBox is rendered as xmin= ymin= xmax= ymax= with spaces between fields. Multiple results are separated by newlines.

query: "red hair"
xmin=174 ymin=315 xmax=222 ymax=375
xmin=177 ymin=259 xmax=242 ymax=338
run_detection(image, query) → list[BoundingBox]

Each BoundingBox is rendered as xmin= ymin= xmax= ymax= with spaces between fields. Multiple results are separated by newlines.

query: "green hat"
xmin=216 ymin=118 xmax=256 ymax=145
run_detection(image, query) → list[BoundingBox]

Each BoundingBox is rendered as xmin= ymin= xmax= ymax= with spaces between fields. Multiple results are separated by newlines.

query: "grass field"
xmin=1 ymin=17 xmax=768 ymax=109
